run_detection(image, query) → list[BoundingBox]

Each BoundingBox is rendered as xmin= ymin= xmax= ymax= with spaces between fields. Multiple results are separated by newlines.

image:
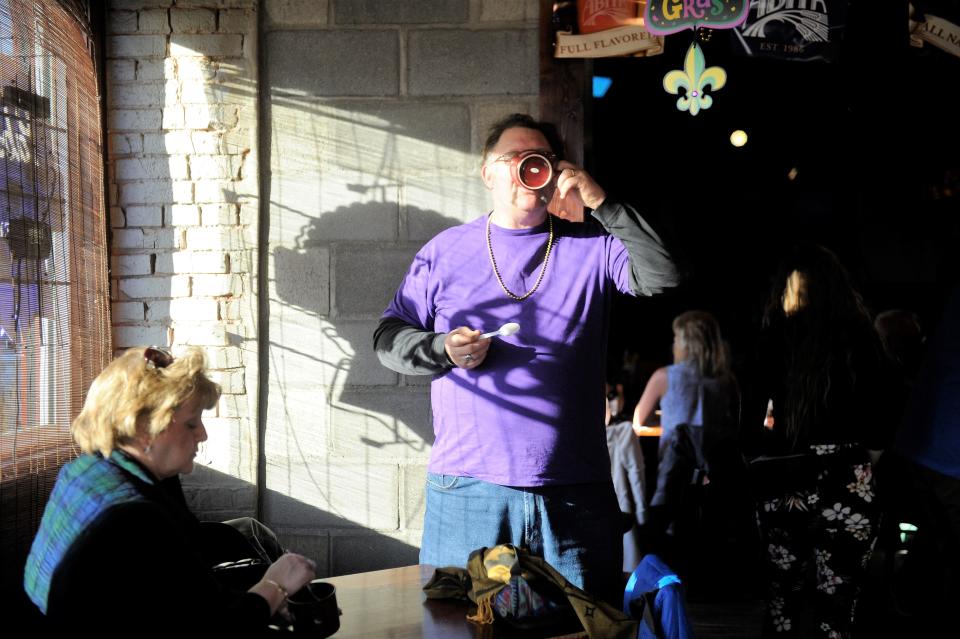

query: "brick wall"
xmin=106 ymin=0 xmax=260 ymax=518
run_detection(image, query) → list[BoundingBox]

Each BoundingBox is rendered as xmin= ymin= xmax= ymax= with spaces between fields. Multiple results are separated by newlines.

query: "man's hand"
xmin=444 ymin=327 xmax=491 ymax=370
xmin=553 ymin=161 xmax=607 ymax=221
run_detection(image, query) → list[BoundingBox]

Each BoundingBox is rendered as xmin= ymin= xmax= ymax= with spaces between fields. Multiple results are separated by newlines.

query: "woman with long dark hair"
xmin=748 ymin=245 xmax=894 ymax=638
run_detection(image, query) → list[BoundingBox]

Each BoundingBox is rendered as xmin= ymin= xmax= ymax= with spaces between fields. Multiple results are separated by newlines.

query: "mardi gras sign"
xmin=644 ymin=1 xmax=750 ymax=116
xmin=645 ymin=0 xmax=751 ymax=36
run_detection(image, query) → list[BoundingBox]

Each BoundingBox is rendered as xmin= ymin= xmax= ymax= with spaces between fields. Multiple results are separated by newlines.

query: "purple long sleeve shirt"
xmin=380 ymin=201 xmax=676 ymax=486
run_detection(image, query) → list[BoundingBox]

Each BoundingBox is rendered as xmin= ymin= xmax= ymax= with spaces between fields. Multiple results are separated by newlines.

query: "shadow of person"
xmin=272 ymin=201 xmax=465 ymax=449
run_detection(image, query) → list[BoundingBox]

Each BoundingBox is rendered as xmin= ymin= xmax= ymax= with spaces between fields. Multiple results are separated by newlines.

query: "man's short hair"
xmin=481 ymin=113 xmax=565 ymax=163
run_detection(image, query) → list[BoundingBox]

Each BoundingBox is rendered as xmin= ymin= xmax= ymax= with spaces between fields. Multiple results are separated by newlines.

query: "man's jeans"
xmin=420 ymin=473 xmax=624 ymax=604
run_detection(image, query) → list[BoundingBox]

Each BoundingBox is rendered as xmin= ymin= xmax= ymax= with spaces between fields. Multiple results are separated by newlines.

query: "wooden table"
xmin=323 ymin=564 xmax=490 ymax=638
xmin=323 ymin=564 xmax=589 ymax=638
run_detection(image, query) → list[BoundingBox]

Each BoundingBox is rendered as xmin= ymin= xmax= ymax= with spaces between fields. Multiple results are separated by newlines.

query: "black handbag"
xmin=211 ymin=557 xmax=269 ymax=593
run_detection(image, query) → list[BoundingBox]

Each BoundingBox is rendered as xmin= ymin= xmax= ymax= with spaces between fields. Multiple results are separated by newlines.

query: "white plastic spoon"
xmin=480 ymin=322 xmax=520 ymax=340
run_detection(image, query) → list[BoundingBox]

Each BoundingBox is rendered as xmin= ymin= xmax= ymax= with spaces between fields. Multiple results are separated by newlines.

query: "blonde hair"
xmin=71 ymin=347 xmax=220 ymax=457
xmin=672 ymin=311 xmax=731 ymax=378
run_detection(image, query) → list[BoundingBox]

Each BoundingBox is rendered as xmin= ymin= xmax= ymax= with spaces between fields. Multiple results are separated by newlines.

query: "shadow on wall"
xmin=273 ymin=201 xmax=464 ymax=448
xmin=184 ymin=465 xmax=419 ymax=576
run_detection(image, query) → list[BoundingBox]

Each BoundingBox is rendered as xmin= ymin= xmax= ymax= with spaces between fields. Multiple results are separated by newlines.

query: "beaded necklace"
xmin=485 ymin=213 xmax=555 ymax=301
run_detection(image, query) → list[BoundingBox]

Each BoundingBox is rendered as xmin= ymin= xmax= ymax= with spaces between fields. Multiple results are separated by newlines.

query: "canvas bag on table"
xmin=424 ymin=544 xmax=639 ymax=639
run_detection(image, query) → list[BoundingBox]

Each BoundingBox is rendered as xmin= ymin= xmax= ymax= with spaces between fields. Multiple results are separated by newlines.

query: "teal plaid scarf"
xmin=23 ymin=450 xmax=156 ymax=613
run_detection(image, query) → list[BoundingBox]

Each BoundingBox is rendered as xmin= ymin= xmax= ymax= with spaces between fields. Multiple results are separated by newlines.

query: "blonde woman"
xmin=632 ymin=311 xmax=742 ymax=580
xmin=24 ymin=347 xmax=315 ymax=634
xmin=633 ymin=310 xmax=736 ymax=452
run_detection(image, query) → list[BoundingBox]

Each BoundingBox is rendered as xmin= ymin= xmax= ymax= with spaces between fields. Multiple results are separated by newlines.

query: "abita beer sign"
xmin=554 ymin=0 xmax=664 ymax=58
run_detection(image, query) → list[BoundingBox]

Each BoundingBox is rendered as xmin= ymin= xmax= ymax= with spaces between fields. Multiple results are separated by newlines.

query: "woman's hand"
xmin=250 ymin=552 xmax=316 ymax=616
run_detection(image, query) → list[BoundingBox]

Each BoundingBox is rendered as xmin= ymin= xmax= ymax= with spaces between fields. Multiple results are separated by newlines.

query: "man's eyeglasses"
xmin=144 ymin=346 xmax=174 ymax=370
xmin=489 ymin=150 xmax=556 ymax=165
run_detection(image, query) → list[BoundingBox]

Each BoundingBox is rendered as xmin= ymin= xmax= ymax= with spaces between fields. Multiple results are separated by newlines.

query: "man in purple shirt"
xmin=374 ymin=114 xmax=677 ymax=600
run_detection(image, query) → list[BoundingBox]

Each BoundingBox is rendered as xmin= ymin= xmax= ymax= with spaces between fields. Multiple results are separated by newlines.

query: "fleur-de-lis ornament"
xmin=663 ymin=41 xmax=727 ymax=116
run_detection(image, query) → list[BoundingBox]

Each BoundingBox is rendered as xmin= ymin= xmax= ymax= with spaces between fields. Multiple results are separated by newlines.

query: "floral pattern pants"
xmin=756 ymin=444 xmax=880 ymax=639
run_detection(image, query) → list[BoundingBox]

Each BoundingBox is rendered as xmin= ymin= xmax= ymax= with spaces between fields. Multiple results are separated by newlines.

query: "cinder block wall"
xmin=106 ymin=0 xmax=541 ymax=575
xmin=105 ymin=0 xmax=260 ymax=519
xmin=263 ymin=0 xmax=540 ymax=575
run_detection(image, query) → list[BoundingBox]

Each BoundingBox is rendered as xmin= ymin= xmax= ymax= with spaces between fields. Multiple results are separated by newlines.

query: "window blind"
xmin=0 ymin=0 xmax=109 ymax=604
